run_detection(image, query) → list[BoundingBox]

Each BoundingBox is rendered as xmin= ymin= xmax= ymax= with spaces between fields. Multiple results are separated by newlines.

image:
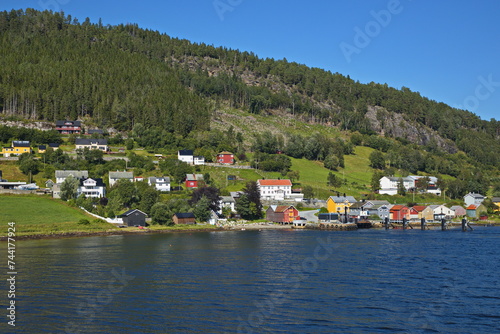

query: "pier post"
xmin=421 ymin=218 xmax=426 ymax=230
xmin=461 ymin=218 xmax=467 ymax=232
xmin=384 ymin=217 xmax=389 ymax=230
xmin=402 ymin=217 xmax=407 ymax=230
xmin=441 ymin=218 xmax=446 ymax=231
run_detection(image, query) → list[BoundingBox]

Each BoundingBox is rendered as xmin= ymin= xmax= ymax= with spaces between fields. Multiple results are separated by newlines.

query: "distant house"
xmin=466 ymin=204 xmax=487 ymax=218
xmin=185 ymin=174 xmax=204 ymax=188
xmin=55 ymin=120 xmax=81 ymax=134
xmin=450 ymin=205 xmax=467 ymax=217
xmin=348 ymin=202 xmax=366 ymax=218
xmin=172 ymin=212 xmax=196 ymax=225
xmin=1 ymin=141 xmax=31 ymax=157
xmin=390 ymin=205 xmax=410 ymax=221
xmin=492 ymin=197 xmax=500 ymax=213
xmin=217 ymin=151 xmax=234 ymax=165
xmin=109 ymin=171 xmax=134 ymax=187
xmin=258 ymin=179 xmax=293 ymax=201
xmin=55 ymin=170 xmax=89 ymax=184
xmin=87 ymin=129 xmax=104 ymax=135
xmin=318 ymin=213 xmax=340 ymax=223
xmin=409 ymin=205 xmax=427 ymax=221
xmin=463 ymin=193 xmax=485 ymax=207
xmin=219 ymin=196 xmax=236 ymax=215
xmin=78 ymin=178 xmax=106 ymax=198
xmin=148 ymin=176 xmax=171 ymax=192
xmin=75 ymin=138 xmax=108 ymax=152
xmin=379 ymin=176 xmax=414 ymax=195
xmin=376 ymin=204 xmax=393 ymax=220
xmin=266 ymin=205 xmax=300 ymax=224
xmin=48 ymin=143 xmax=60 ymax=149
xmin=421 ymin=205 xmax=454 ymax=221
xmin=119 ymin=209 xmax=147 ymax=227
xmin=38 ymin=145 xmax=47 ymax=153
xmin=194 ymin=156 xmax=205 ymax=165
xmin=178 ymin=150 xmax=194 ymax=164
xmin=326 ymin=196 xmax=357 ymax=214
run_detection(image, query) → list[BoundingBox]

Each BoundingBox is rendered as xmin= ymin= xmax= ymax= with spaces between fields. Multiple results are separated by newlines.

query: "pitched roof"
xmin=80 ymin=178 xmax=105 ymax=187
xmin=328 ymin=196 xmax=357 ymax=203
xmin=56 ymin=120 xmax=81 ymax=126
xmin=411 ymin=205 xmax=427 ymax=212
xmin=492 ymin=197 xmax=500 ymax=202
xmin=273 ymin=205 xmax=295 ymax=213
xmin=12 ymin=141 xmax=30 ymax=147
xmin=218 ymin=151 xmax=233 ymax=155
xmin=38 ymin=145 xmax=46 ymax=150
xmin=466 ymin=205 xmax=477 ymax=210
xmin=258 ymin=179 xmax=292 ymax=186
xmin=75 ymin=138 xmax=108 ymax=145
xmin=465 ymin=192 xmax=485 ymax=199
xmin=48 ymin=143 xmax=60 ymax=148
xmin=109 ymin=171 xmax=134 ymax=179
xmin=186 ymin=174 xmax=204 ymax=181
xmin=178 ymin=149 xmax=193 ymax=156
xmin=119 ymin=209 xmax=147 ymax=217
xmin=174 ymin=212 xmax=196 ymax=219
xmin=55 ymin=170 xmax=88 ymax=179
xmin=390 ymin=204 xmax=408 ymax=211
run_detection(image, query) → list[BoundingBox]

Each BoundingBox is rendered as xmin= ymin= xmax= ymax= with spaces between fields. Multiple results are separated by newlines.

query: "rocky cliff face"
xmin=365 ymin=106 xmax=458 ymax=153
xmin=0 ymin=120 xmax=54 ymax=131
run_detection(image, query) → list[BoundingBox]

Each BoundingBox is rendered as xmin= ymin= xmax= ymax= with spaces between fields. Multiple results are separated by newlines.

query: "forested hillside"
xmin=0 ymin=8 xmax=499 ymax=198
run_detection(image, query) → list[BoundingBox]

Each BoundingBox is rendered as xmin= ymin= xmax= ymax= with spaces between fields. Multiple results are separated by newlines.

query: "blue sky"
xmin=3 ymin=0 xmax=499 ymax=121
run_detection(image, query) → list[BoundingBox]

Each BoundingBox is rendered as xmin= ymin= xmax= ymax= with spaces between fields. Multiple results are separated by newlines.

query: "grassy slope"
xmin=0 ymin=195 xmax=116 ymax=237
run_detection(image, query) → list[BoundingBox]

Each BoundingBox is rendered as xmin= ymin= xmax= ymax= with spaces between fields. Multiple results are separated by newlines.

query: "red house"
xmin=185 ymin=174 xmax=204 ymax=188
xmin=56 ymin=120 xmax=81 ymax=134
xmin=390 ymin=205 xmax=410 ymax=221
xmin=217 ymin=151 xmax=234 ymax=164
xmin=265 ymin=205 xmax=300 ymax=224
xmin=409 ymin=205 xmax=426 ymax=221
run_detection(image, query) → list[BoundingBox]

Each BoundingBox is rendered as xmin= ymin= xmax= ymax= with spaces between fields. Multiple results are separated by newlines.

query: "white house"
xmin=75 ymin=138 xmax=108 ymax=152
xmin=55 ymin=170 xmax=89 ymax=184
xmin=194 ymin=156 xmax=205 ymax=165
xmin=257 ymin=179 xmax=292 ymax=201
xmin=109 ymin=171 xmax=134 ymax=187
xmin=379 ymin=176 xmax=415 ymax=195
xmin=463 ymin=193 xmax=485 ymax=207
xmin=408 ymin=175 xmax=441 ymax=195
xmin=78 ymin=178 xmax=106 ymax=198
xmin=219 ymin=196 xmax=236 ymax=215
xmin=178 ymin=149 xmax=194 ymax=164
xmin=148 ymin=176 xmax=171 ymax=192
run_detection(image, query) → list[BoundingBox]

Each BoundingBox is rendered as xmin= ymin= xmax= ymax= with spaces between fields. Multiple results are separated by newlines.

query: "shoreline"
xmin=1 ymin=222 xmax=497 ymax=241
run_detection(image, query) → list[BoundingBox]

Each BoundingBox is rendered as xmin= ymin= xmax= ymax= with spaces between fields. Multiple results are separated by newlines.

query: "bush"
xmin=78 ymin=219 xmax=90 ymax=225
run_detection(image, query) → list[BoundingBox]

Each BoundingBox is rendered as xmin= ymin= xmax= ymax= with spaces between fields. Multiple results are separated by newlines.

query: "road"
xmin=299 ymin=209 xmax=320 ymax=223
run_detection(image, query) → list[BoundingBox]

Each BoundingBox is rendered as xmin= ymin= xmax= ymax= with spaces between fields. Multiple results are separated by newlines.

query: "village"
xmin=1 ymin=120 xmax=499 ymax=231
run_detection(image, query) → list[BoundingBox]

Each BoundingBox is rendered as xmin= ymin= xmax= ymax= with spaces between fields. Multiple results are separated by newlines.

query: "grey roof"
xmin=220 ymin=196 xmax=235 ymax=203
xmin=329 ymin=196 xmax=357 ymax=203
xmin=186 ymin=174 xmax=204 ymax=181
xmin=13 ymin=141 xmax=30 ymax=147
xmin=119 ymin=209 xmax=147 ymax=217
xmin=79 ymin=178 xmax=105 ymax=187
xmin=55 ymin=170 xmax=88 ymax=179
xmin=464 ymin=193 xmax=485 ymax=199
xmin=148 ymin=176 xmax=170 ymax=184
xmin=87 ymin=129 xmax=104 ymax=134
xmin=75 ymin=138 xmax=108 ymax=145
xmin=109 ymin=171 xmax=134 ymax=179
xmin=492 ymin=197 xmax=500 ymax=202
xmin=56 ymin=120 xmax=81 ymax=126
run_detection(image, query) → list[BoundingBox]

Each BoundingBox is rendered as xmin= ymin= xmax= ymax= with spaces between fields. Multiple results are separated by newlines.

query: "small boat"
xmin=292 ymin=220 xmax=307 ymax=229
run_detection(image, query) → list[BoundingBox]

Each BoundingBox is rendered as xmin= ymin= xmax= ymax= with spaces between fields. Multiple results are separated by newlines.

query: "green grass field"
xmin=0 ymin=195 xmax=117 ymax=237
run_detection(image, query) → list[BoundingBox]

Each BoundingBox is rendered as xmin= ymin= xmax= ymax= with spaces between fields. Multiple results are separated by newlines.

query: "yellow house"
xmin=492 ymin=197 xmax=500 ymax=213
xmin=327 ymin=195 xmax=357 ymax=214
xmin=1 ymin=141 xmax=32 ymax=157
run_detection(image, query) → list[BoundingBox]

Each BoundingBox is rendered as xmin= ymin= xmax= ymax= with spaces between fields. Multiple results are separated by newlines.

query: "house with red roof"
xmin=466 ymin=204 xmax=487 ymax=218
xmin=257 ymin=179 xmax=292 ymax=201
xmin=266 ymin=205 xmax=300 ymax=224
xmin=390 ymin=205 xmax=410 ymax=221
xmin=409 ymin=205 xmax=427 ymax=221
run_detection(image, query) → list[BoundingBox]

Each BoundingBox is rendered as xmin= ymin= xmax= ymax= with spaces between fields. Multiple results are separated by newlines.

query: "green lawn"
xmin=0 ymin=195 xmax=117 ymax=237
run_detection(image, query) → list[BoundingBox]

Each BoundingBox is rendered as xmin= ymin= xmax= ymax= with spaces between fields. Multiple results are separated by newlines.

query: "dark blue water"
xmin=2 ymin=227 xmax=500 ymax=333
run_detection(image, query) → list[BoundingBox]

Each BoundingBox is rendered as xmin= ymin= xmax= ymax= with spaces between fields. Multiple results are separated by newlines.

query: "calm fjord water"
xmin=4 ymin=227 xmax=500 ymax=333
